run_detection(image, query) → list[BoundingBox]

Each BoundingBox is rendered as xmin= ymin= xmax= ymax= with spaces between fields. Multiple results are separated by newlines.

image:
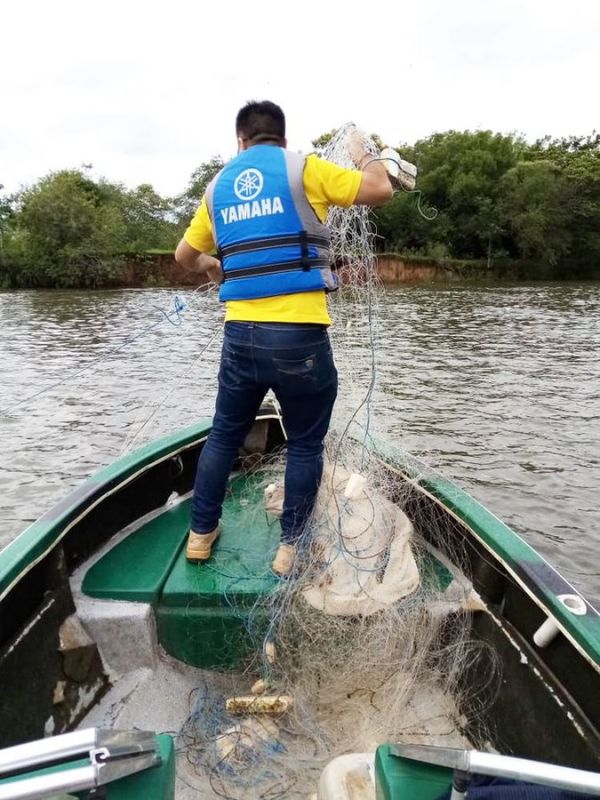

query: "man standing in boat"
xmin=175 ymin=101 xmax=392 ymax=575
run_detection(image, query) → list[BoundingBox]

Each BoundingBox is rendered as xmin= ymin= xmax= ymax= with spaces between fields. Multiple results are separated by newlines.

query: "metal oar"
xmin=0 ymin=728 xmax=161 ymax=800
xmin=390 ymin=743 xmax=600 ymax=799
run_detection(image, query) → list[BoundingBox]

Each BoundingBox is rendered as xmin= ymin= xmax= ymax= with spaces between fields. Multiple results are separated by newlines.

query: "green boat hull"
xmin=0 ymin=408 xmax=599 ymax=797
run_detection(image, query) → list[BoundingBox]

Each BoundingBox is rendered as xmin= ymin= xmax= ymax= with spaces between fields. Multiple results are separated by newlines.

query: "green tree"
xmin=499 ymin=160 xmax=573 ymax=265
xmin=529 ymin=133 xmax=600 ymax=168
xmin=0 ymin=185 xmax=16 ymax=254
xmin=175 ymin=157 xmax=225 ymax=228
xmin=412 ymin=130 xmax=521 ymax=259
xmin=119 ymin=183 xmax=178 ymax=252
xmin=311 ymin=129 xmax=338 ymax=155
xmin=372 ymin=191 xmax=434 ymax=254
xmin=15 ymin=170 xmax=127 ymax=287
xmin=527 ymin=134 xmax=600 ymax=269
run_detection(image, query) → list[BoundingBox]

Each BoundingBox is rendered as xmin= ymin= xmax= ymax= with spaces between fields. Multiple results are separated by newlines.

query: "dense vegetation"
xmin=372 ymin=131 xmax=600 ymax=277
xmin=0 ymin=159 xmax=224 ymax=288
xmin=1 ymin=131 xmax=599 ymax=288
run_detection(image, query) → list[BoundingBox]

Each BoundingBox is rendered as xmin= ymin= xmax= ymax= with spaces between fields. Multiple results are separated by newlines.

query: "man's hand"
xmin=195 ymin=252 xmax=224 ymax=285
xmin=379 ymin=147 xmax=417 ymax=191
xmin=195 ymin=252 xmax=220 ymax=275
xmin=175 ymin=239 xmax=223 ymax=283
xmin=206 ymin=260 xmax=224 ymax=285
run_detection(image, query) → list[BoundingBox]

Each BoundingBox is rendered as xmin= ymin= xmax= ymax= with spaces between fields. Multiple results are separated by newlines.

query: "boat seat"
xmin=82 ymin=473 xmax=279 ymax=670
xmin=375 ymin=744 xmax=452 ymax=800
xmin=82 ymin=500 xmax=191 ymax=604
xmin=157 ymin=473 xmax=279 ymax=669
xmin=81 ymin=468 xmax=462 ymax=672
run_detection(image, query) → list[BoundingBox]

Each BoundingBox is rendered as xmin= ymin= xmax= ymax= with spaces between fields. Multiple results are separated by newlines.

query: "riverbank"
xmin=119 ymin=252 xmax=511 ymax=288
xmin=377 ymin=253 xmax=492 ymax=283
xmin=1 ymin=251 xmax=590 ymax=290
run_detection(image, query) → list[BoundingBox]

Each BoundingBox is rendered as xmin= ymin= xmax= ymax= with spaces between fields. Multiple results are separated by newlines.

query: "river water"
xmin=1 ymin=284 xmax=599 ymax=609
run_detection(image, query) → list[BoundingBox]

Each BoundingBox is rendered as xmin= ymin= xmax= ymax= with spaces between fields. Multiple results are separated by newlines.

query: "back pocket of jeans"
xmin=273 ymin=353 xmax=318 ymax=390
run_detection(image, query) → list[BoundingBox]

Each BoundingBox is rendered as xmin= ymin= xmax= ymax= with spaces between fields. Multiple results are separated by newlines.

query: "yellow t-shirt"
xmin=183 ymin=154 xmax=362 ymax=325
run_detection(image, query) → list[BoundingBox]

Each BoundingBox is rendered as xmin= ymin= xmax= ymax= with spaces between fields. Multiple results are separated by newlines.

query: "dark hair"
xmin=235 ymin=101 xmax=286 ymax=144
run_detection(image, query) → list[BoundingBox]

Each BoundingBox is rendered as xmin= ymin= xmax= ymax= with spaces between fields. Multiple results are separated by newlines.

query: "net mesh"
xmin=173 ymin=127 xmax=496 ymax=799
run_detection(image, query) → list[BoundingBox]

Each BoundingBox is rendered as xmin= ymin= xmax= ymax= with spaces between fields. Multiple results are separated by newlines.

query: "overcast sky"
xmin=2 ymin=0 xmax=599 ymax=197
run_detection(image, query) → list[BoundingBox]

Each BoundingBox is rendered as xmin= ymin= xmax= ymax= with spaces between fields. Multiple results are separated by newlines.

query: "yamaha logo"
xmin=234 ymin=169 xmax=264 ymax=201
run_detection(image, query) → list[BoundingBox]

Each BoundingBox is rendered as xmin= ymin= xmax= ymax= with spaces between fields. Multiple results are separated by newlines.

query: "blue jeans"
xmin=191 ymin=322 xmax=338 ymax=544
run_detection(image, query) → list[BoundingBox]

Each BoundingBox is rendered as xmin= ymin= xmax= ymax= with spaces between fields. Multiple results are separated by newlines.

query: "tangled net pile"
xmin=176 ymin=127 xmax=495 ymax=799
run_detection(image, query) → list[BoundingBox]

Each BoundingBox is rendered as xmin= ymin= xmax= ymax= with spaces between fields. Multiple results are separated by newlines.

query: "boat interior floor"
xmin=77 ymin=648 xmax=470 ymax=799
xmin=69 ymin=470 xmax=472 ymax=798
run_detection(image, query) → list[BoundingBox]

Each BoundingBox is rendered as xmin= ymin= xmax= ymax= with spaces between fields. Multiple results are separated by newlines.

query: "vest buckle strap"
xmin=219 ymin=232 xmax=329 ymax=259
xmin=299 ymin=230 xmax=310 ymax=271
xmin=225 ymin=258 xmax=330 ymax=281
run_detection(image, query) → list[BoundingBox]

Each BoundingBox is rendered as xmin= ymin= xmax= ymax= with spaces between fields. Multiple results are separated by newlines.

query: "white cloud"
xmin=2 ymin=0 xmax=599 ymax=197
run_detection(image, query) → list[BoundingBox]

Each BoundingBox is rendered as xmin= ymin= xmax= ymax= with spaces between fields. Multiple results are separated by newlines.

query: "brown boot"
xmin=272 ymin=543 xmax=297 ymax=576
xmin=186 ymin=525 xmax=221 ymax=562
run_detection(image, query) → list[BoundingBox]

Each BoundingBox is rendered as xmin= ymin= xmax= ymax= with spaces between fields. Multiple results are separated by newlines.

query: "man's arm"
xmin=353 ymin=160 xmax=394 ymax=206
xmin=174 ymin=240 xmax=223 ymax=284
xmin=175 ymin=197 xmax=223 ymax=284
xmin=347 ymin=131 xmax=394 ymax=206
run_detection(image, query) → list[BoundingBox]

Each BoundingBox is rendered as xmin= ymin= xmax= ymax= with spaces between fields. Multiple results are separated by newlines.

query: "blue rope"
xmin=153 ymin=294 xmax=186 ymax=326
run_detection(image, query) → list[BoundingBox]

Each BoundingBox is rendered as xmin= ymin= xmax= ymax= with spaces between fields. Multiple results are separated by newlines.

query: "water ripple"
xmin=1 ymin=284 xmax=599 ymax=609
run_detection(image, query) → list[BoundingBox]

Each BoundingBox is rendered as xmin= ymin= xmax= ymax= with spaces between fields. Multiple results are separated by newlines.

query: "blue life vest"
xmin=205 ymin=145 xmax=336 ymax=302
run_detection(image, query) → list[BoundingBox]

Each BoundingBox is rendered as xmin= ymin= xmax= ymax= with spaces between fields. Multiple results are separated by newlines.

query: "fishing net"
xmin=176 ymin=450 xmax=493 ymax=799
xmin=174 ymin=127 xmax=496 ymax=799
